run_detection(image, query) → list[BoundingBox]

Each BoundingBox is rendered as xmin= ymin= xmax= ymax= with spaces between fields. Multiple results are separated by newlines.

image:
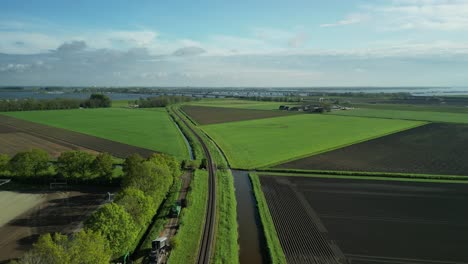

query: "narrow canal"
xmin=232 ymin=170 xmax=268 ymax=264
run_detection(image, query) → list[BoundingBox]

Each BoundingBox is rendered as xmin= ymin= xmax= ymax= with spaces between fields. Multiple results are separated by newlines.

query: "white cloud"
xmin=368 ymin=0 xmax=468 ymax=30
xmin=320 ymin=14 xmax=369 ymax=27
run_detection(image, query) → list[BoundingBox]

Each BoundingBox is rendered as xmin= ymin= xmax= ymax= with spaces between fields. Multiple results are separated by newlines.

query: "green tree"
xmin=91 ymin=152 xmax=113 ymax=179
xmin=21 ymin=233 xmax=70 ymax=263
xmin=13 ymin=230 xmax=111 ymax=264
xmin=69 ymin=229 xmax=112 ymax=264
xmin=57 ymin=151 xmax=95 ymax=179
xmin=115 ymin=187 xmax=155 ymax=226
xmin=85 ymin=203 xmax=138 ymax=257
xmin=122 ymin=161 xmax=159 ymax=196
xmin=122 ymin=153 xmax=144 ymax=176
xmin=9 ymin=149 xmax=49 ymax=177
xmin=0 ymin=154 xmax=9 ymax=174
xmin=84 ymin=94 xmax=111 ymax=108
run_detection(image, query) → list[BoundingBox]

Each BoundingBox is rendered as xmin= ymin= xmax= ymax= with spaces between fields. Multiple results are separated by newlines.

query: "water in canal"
xmin=232 ymin=170 xmax=268 ymax=264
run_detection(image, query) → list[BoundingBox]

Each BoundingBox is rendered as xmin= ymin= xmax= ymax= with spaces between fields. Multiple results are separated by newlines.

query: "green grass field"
xmin=4 ymin=108 xmax=189 ymax=159
xmin=188 ymin=99 xmax=298 ymax=110
xmin=202 ymin=114 xmax=424 ymax=169
xmin=330 ymin=108 xmax=468 ymax=124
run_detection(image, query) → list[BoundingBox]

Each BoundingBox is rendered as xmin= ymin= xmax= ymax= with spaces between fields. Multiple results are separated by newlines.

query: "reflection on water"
xmin=232 ymin=169 xmax=268 ymax=264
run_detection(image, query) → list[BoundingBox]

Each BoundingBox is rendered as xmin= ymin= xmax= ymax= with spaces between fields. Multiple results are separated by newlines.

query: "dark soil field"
xmin=276 ymin=123 xmax=468 ymax=176
xmin=0 ymin=186 xmax=115 ymax=263
xmin=0 ymin=114 xmax=156 ymax=158
xmin=181 ymin=105 xmax=297 ymax=125
xmin=259 ymin=175 xmax=468 ymax=264
xmin=259 ymin=176 xmax=346 ymax=264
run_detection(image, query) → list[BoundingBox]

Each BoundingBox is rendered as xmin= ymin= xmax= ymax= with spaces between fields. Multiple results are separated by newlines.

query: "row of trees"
xmin=0 ymin=94 xmax=111 ymax=112
xmin=0 ymin=149 xmax=114 ymax=183
xmin=11 ymin=230 xmax=112 ymax=264
xmin=136 ymin=96 xmax=192 ymax=108
xmin=13 ymin=153 xmax=181 ymax=262
xmin=85 ymin=153 xmax=180 ymax=257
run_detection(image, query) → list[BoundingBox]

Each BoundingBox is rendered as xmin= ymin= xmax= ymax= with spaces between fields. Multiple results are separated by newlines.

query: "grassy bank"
xmin=249 ymin=173 xmax=287 ymax=264
xmin=169 ymin=170 xmax=208 ymax=264
xmin=259 ymin=170 xmax=468 ymax=184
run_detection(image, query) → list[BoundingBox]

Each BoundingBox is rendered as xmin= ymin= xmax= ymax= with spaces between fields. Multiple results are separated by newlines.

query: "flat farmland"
xmin=330 ymin=108 xmax=468 ymax=124
xmin=0 ymin=115 xmax=156 ymax=158
xmin=0 ymin=187 xmax=113 ymax=262
xmin=188 ymin=99 xmax=298 ymax=110
xmin=181 ymin=105 xmax=298 ymax=125
xmin=0 ymin=130 xmax=94 ymax=158
xmin=258 ymin=175 xmax=468 ymax=264
xmin=277 ymin=123 xmax=468 ymax=176
xmin=3 ymin=107 xmax=188 ymax=159
xmin=202 ymin=114 xmax=423 ymax=169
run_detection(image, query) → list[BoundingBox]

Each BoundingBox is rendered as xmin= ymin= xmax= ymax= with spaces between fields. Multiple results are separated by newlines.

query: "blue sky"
xmin=1 ymin=0 xmax=468 ymax=87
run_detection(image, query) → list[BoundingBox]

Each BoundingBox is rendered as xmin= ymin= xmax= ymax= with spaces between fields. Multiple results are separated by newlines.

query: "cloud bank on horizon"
xmin=1 ymin=0 xmax=468 ymax=87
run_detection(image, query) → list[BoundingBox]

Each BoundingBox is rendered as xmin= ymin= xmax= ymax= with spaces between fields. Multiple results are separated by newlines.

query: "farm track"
xmin=259 ymin=176 xmax=346 ymax=264
xmin=172 ymin=108 xmax=216 ymax=264
xmin=0 ymin=114 xmax=156 ymax=158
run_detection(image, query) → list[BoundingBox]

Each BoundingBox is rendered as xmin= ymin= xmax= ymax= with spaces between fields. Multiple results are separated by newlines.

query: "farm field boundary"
xmin=257 ymin=171 xmax=468 ymax=184
xmin=202 ymin=113 xmax=425 ymax=169
xmin=276 ymin=123 xmax=468 ymax=176
xmin=0 ymin=114 xmax=156 ymax=158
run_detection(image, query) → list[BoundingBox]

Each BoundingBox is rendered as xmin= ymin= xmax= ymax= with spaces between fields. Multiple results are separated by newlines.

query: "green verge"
xmin=212 ymin=169 xmax=238 ymax=264
xmin=4 ymin=108 xmax=189 ymax=160
xmin=169 ymin=170 xmax=208 ymax=264
xmin=259 ymin=171 xmax=468 ymax=184
xmin=329 ymin=108 xmax=468 ymax=124
xmin=249 ymin=173 xmax=287 ymax=264
xmin=133 ymin=177 xmax=182 ymax=263
xmin=263 ymin=168 xmax=468 ymax=180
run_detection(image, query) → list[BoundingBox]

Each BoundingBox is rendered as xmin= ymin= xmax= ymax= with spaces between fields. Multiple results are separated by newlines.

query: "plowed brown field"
xmin=276 ymin=123 xmax=468 ymax=176
xmin=259 ymin=175 xmax=468 ymax=264
xmin=181 ymin=105 xmax=297 ymax=125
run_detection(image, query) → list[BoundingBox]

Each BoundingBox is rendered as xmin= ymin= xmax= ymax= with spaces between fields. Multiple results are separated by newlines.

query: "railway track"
xmin=172 ymin=107 xmax=216 ymax=264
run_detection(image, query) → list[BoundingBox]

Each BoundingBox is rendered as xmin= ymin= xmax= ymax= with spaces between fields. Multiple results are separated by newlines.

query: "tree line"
xmin=0 ymin=149 xmax=115 ymax=184
xmin=135 ymin=96 xmax=193 ymax=108
xmin=0 ymin=94 xmax=111 ymax=112
xmin=11 ymin=152 xmax=181 ymax=263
